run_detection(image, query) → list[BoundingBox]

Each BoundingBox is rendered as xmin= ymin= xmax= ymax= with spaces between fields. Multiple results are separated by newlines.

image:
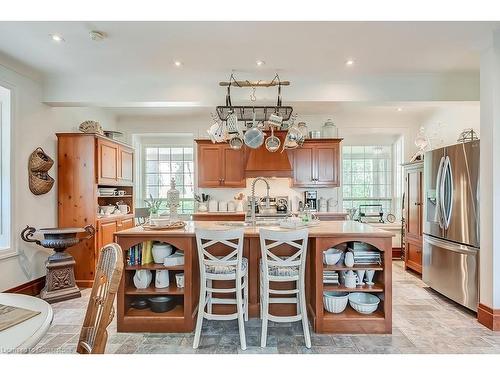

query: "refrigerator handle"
xmin=424 ymin=235 xmax=478 ymax=255
xmin=444 ymin=156 xmax=454 ymax=230
xmin=436 ymin=156 xmax=446 ymax=229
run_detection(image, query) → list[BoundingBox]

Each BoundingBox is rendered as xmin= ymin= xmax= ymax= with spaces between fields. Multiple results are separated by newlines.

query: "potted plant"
xmin=145 ymin=194 xmax=163 ymax=220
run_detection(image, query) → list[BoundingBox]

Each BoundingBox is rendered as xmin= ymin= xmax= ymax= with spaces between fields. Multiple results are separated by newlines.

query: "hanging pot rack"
xmin=216 ymin=73 xmax=293 ymax=122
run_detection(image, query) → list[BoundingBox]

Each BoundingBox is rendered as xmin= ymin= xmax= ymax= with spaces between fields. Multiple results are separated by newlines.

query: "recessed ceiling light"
xmin=397 ymin=107 xmax=403 ymax=112
xmin=50 ymin=34 xmax=64 ymax=42
xmin=345 ymin=59 xmax=355 ymax=66
xmin=256 ymin=60 xmax=265 ymax=67
xmin=174 ymin=61 xmax=183 ymax=67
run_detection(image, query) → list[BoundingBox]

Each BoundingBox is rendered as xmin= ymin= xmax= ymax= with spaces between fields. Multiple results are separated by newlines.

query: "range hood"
xmin=244 ymin=131 xmax=292 ymax=178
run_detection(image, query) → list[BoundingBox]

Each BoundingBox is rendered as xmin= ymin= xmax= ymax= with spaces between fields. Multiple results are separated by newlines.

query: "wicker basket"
xmin=29 ymin=171 xmax=55 ymax=195
xmin=29 ymin=147 xmax=54 ymax=172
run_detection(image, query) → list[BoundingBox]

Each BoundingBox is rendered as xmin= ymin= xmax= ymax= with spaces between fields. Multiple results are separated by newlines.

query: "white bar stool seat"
xmin=193 ymin=228 xmax=248 ymax=350
xmin=259 ymin=228 xmax=311 ymax=348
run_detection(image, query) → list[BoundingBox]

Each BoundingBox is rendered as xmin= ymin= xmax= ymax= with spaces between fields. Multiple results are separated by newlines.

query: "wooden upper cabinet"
xmin=97 ymin=138 xmax=134 ymax=185
xmin=118 ymin=146 xmax=134 ymax=184
xmin=196 ymin=141 xmax=246 ymax=188
xmin=222 ymin=146 xmax=246 ymax=187
xmin=97 ymin=139 xmax=119 ymax=184
xmin=316 ymin=144 xmax=339 ymax=186
xmin=292 ymin=147 xmax=314 ymax=186
xmin=291 ymin=139 xmax=341 ymax=188
xmin=197 ymin=143 xmax=223 ymax=187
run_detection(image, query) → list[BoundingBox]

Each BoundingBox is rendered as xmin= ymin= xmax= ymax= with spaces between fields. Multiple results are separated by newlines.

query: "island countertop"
xmin=115 ymin=220 xmax=394 ymax=239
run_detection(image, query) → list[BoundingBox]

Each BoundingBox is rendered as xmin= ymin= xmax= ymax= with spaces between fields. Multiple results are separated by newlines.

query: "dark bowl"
xmin=131 ymin=298 xmax=149 ymax=310
xmin=148 ymin=296 xmax=176 ymax=313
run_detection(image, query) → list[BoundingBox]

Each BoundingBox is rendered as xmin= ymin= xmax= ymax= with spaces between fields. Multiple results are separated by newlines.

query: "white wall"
xmin=419 ymin=103 xmax=480 ymax=150
xmin=0 ymin=62 xmax=116 ymax=291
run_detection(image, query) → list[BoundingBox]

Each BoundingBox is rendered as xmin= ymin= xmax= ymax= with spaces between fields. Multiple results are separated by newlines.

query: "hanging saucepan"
xmin=265 ymin=125 xmax=281 ymax=152
xmin=244 ymin=110 xmax=264 ymax=149
xmin=244 ymin=121 xmax=264 ymax=149
xmin=229 ymin=134 xmax=243 ymax=150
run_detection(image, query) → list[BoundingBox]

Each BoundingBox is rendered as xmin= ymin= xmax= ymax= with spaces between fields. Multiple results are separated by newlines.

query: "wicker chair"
xmin=77 ymin=243 xmax=123 ymax=354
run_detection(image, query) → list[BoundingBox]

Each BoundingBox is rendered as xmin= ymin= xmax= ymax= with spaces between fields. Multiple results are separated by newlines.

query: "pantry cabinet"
xmin=57 ymin=133 xmax=135 ymax=287
xmin=403 ymin=161 xmax=424 ymax=274
xmin=291 ymin=139 xmax=342 ymax=188
xmin=196 ymin=140 xmax=246 ymax=188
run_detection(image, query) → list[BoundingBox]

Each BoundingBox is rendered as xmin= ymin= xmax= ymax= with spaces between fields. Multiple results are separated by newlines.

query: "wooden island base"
xmin=114 ymin=221 xmax=392 ymax=334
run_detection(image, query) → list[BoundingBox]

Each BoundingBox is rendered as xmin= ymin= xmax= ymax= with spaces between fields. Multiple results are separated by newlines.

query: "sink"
xmin=217 ymin=221 xmax=281 ymax=227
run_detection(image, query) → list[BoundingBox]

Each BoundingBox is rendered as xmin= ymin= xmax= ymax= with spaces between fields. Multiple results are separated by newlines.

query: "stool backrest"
xmin=259 ymin=228 xmax=309 ymax=273
xmin=77 ymin=243 xmax=123 ymax=354
xmin=195 ymin=228 xmax=245 ymax=276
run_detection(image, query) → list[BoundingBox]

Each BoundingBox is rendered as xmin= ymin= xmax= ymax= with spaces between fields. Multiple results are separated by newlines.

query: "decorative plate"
xmin=142 ymin=221 xmax=186 ymax=231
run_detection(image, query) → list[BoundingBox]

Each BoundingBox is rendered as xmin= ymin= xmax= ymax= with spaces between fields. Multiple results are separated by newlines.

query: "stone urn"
xmin=21 ymin=225 xmax=95 ymax=303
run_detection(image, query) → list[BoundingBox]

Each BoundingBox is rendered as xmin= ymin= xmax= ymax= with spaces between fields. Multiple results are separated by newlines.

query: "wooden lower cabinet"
xmin=405 ymin=238 xmax=422 ymax=274
xmin=97 ymin=216 xmax=135 ymax=251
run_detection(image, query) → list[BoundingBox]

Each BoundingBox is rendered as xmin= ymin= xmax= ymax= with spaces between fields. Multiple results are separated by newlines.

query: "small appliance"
xmin=304 ymin=191 xmax=318 ymax=211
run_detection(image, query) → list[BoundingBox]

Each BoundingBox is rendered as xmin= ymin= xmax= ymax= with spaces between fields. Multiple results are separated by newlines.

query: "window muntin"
xmin=342 ymin=145 xmax=392 ymax=214
xmin=143 ymin=146 xmax=194 ymax=214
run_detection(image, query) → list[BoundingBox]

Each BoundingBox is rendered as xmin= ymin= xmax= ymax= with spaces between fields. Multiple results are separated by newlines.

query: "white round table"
xmin=0 ymin=293 xmax=53 ymax=353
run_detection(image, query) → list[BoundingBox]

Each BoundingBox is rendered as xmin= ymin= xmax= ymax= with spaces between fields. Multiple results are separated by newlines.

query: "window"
xmin=0 ymin=85 xmax=11 ymax=253
xmin=143 ymin=146 xmax=194 ymax=214
xmin=342 ymin=145 xmax=392 ymax=214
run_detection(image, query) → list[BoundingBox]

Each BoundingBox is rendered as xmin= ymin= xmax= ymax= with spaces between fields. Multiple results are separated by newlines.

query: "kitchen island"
xmin=114 ymin=221 xmax=392 ymax=334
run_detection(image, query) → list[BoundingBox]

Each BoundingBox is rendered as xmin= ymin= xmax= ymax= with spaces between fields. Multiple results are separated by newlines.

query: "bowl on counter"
xmin=323 ymin=291 xmax=349 ymax=313
xmin=148 ymin=296 xmax=176 ymax=313
xmin=323 ymin=248 xmax=342 ymax=265
xmin=348 ymin=292 xmax=380 ymax=314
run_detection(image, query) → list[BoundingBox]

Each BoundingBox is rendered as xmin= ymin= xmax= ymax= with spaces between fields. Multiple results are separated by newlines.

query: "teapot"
xmin=133 ymin=269 xmax=152 ymax=289
xmin=344 ymin=270 xmax=358 ymax=289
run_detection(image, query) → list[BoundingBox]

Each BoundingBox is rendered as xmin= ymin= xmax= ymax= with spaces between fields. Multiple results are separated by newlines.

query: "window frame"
xmin=341 ymin=145 xmax=393 ymax=214
xmin=141 ymin=144 xmax=195 ymax=215
xmin=0 ymin=84 xmax=13 ymax=258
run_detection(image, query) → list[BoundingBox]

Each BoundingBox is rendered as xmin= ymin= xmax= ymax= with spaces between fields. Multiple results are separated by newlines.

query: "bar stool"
xmin=193 ymin=228 xmax=248 ymax=350
xmin=259 ymin=228 xmax=311 ymax=348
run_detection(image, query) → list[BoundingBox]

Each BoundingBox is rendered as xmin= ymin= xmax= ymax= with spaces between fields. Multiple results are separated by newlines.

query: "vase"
xmin=344 ymin=251 xmax=355 ymax=267
xmin=133 ymin=270 xmax=152 ymax=289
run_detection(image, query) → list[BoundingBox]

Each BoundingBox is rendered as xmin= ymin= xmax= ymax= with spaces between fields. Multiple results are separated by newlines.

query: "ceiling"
xmin=0 ymin=21 xmax=495 ymax=113
xmin=0 ymin=21 xmax=497 ymax=79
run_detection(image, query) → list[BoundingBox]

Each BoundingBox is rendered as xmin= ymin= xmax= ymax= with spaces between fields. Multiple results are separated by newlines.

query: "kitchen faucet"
xmin=250 ymin=177 xmax=271 ymax=226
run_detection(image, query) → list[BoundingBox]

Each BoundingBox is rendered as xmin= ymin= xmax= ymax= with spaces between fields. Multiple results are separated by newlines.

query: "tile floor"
xmin=31 ymin=261 xmax=500 ymax=354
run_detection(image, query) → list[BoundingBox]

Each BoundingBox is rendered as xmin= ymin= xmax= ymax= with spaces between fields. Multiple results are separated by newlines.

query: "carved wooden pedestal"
xmin=40 ymin=252 xmax=81 ymax=303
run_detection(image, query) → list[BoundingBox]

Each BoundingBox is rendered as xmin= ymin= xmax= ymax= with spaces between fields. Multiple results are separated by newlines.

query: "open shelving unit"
xmin=115 ymin=235 xmax=198 ymax=333
xmin=308 ymin=236 xmax=392 ymax=334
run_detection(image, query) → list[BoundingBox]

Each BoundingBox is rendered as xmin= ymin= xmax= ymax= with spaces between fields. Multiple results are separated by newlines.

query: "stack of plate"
xmin=98 ymin=187 xmax=117 ymax=197
xmin=323 ymin=270 xmax=339 ymax=284
xmin=351 ymin=249 xmax=381 ymax=265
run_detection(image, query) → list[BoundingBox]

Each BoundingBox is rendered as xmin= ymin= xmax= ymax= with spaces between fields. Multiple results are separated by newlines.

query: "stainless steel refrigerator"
xmin=423 ymin=140 xmax=480 ymax=311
